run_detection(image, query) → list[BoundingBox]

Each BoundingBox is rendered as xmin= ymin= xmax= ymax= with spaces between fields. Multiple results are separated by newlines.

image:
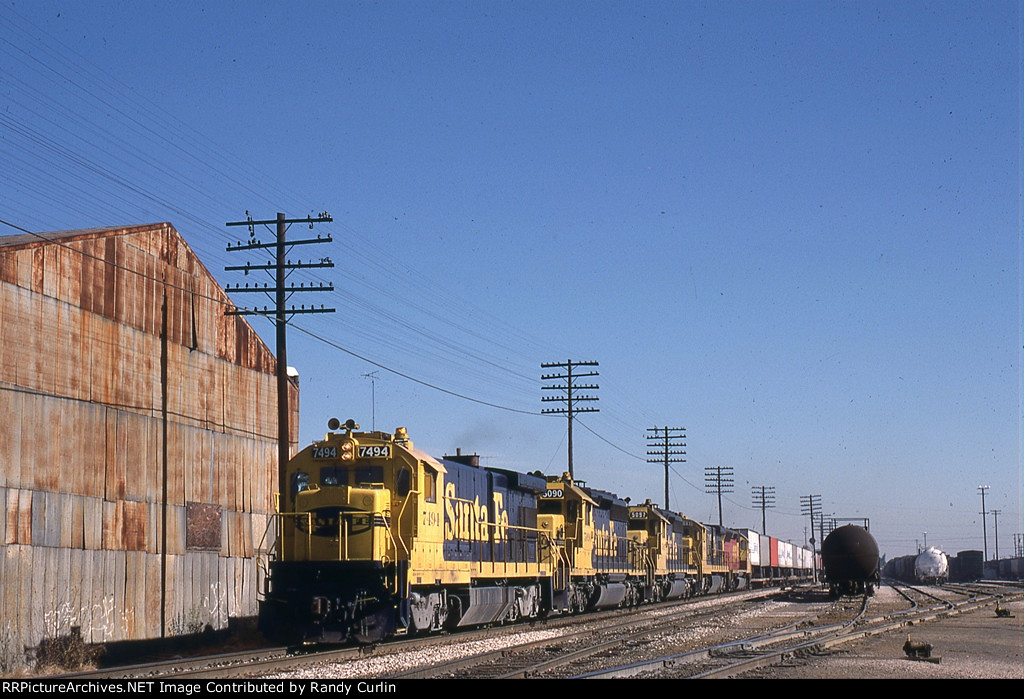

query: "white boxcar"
xmin=744 ymin=529 xmax=762 ymax=567
xmin=779 ymin=540 xmax=794 ymax=569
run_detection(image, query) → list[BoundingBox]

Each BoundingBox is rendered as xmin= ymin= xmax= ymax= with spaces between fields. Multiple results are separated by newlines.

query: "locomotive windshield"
xmin=320 ymin=466 xmax=346 ymax=486
xmin=538 ymin=500 xmax=563 ymax=515
xmin=354 ymin=465 xmax=384 ymax=484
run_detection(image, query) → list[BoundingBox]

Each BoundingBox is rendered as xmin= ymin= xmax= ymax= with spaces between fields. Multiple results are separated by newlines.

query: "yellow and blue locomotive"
xmin=259 ymin=419 xmax=548 ymax=643
xmin=538 ymin=475 xmax=645 ymax=612
xmin=626 ymin=500 xmax=700 ymax=601
xmin=258 ymin=419 xmax=817 ymax=643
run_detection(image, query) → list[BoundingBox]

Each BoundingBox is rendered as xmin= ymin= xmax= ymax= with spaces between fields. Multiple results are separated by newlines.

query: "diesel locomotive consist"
xmin=257 ymin=420 xmax=817 ymax=643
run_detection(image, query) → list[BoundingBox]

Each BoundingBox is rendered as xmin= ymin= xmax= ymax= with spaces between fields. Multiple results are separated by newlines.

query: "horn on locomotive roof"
xmin=326 ymin=417 xmax=359 ymax=432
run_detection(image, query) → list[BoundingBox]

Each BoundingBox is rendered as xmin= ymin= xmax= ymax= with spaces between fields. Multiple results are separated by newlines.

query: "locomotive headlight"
xmin=341 ymin=442 xmax=354 ymax=460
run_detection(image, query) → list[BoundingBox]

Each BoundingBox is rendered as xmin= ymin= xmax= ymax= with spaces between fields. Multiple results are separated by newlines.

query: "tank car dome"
xmin=914 ymin=547 xmax=949 ymax=580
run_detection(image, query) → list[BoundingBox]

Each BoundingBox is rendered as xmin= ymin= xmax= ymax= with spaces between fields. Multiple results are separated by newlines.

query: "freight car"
xmin=949 ymin=550 xmax=983 ymax=582
xmin=821 ymin=525 xmax=880 ymax=598
xmin=744 ymin=529 xmax=817 ymax=587
xmin=914 ymin=547 xmax=949 ymax=584
xmin=882 ymin=554 xmax=916 ymax=583
xmin=258 ymin=419 xmax=818 ymax=643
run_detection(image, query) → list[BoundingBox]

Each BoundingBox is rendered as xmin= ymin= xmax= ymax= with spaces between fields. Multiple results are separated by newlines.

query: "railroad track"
xmin=45 ymin=644 xmax=369 ymax=680
xmin=55 ymin=584 xmax=1011 ymax=680
xmin=382 ymin=588 xmax=801 ymax=679
xmin=44 ymin=593 xmax=734 ymax=680
xmin=578 ymin=584 xmax=1017 ymax=678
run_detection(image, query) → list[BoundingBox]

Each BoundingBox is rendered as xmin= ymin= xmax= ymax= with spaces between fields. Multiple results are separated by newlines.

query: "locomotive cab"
xmin=284 ymin=470 xmax=392 ymax=563
xmin=260 ymin=420 xmax=426 ymax=643
xmin=627 ymin=503 xmax=654 ymax=568
xmin=538 ymin=474 xmax=597 ymax=612
xmin=260 ymin=420 xmax=549 ymax=643
xmin=628 ymin=501 xmax=696 ymax=601
xmin=537 ymin=474 xmax=595 ymax=571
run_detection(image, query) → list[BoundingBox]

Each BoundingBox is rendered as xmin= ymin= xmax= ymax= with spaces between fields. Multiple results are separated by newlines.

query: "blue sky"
xmin=1 ymin=0 xmax=1020 ymax=559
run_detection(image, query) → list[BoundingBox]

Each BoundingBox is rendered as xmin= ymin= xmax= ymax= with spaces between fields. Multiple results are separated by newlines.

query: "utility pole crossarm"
xmin=224 ymin=211 xmax=334 ymax=498
xmin=540 ymin=359 xmax=599 ymax=480
xmin=646 ymin=426 xmax=686 ymax=510
xmin=752 ymin=485 xmax=776 ymax=535
xmin=704 ymin=464 xmax=734 ymax=527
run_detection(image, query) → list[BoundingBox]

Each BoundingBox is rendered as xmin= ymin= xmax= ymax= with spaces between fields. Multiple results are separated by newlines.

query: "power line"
xmin=290 ymin=323 xmax=538 ymax=415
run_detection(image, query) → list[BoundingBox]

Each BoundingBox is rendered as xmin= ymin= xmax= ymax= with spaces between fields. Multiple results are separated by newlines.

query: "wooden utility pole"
xmin=978 ymin=485 xmax=990 ymax=561
xmin=541 ymin=360 xmax=599 ymax=480
xmin=646 ymin=426 xmax=686 ymax=510
xmin=752 ymin=485 xmax=776 ymax=534
xmin=704 ymin=464 xmax=734 ymax=527
xmin=225 ymin=212 xmax=334 ymax=500
xmin=800 ymin=493 xmax=821 ymax=582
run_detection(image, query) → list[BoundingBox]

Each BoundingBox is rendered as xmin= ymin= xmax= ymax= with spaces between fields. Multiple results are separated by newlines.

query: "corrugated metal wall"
xmin=0 ymin=223 xmax=296 ymax=665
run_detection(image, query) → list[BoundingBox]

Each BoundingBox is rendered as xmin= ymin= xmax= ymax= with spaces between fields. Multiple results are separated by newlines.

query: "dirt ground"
xmin=745 ymin=592 xmax=1024 ymax=679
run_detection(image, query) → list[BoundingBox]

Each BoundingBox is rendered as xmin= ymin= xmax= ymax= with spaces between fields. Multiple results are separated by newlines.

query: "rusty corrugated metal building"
xmin=0 ymin=222 xmax=298 ymax=665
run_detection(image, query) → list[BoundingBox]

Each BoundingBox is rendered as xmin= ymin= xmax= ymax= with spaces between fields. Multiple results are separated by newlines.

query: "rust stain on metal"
xmin=185 ymin=502 xmax=222 ymax=551
xmin=121 ymin=500 xmax=147 ymax=551
xmin=0 ymin=222 xmax=294 ymax=649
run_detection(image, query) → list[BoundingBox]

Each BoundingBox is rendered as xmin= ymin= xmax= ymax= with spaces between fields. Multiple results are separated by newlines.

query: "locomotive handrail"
xmin=270 ymin=491 xmax=312 ymax=563
xmin=394 ymin=489 xmax=417 ymax=559
xmin=625 ymin=538 xmax=655 ymax=583
xmin=378 ymin=514 xmax=405 ymax=597
xmin=377 ymin=511 xmax=403 ymax=567
xmin=254 ymin=515 xmax=279 ymax=600
xmin=275 ymin=510 xmax=314 ymax=561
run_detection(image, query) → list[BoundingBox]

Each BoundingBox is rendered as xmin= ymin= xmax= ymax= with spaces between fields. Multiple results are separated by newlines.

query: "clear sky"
xmin=1 ymin=0 xmax=1020 ymax=559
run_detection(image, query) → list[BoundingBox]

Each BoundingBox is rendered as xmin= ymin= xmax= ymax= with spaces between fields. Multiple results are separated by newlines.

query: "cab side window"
xmin=290 ymin=471 xmax=310 ymax=500
xmin=396 ymin=467 xmax=412 ymax=496
xmin=423 ymin=467 xmax=437 ymax=503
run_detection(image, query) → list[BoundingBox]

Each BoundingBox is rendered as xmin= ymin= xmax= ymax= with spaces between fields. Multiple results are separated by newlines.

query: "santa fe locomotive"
xmin=257 ymin=420 xmax=818 ymax=643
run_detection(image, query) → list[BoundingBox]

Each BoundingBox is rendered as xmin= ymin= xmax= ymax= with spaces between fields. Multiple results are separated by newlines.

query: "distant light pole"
xmin=800 ymin=494 xmax=821 ymax=551
xmin=362 ymin=371 xmax=379 ymax=430
xmin=990 ymin=509 xmax=1001 ymax=560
